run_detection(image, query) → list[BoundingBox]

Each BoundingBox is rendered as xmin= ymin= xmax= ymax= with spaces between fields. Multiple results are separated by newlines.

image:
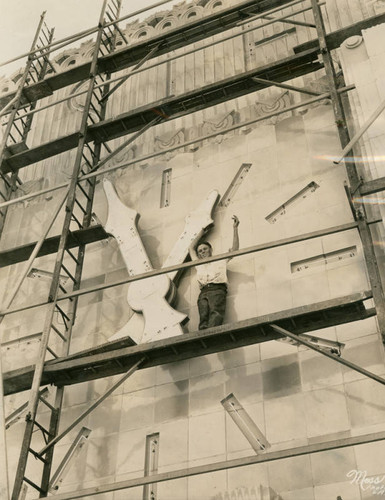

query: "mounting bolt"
xmin=355 ymin=208 xmax=364 ymax=220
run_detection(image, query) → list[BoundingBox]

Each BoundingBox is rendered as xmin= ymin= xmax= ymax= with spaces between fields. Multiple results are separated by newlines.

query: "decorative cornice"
xmin=0 ymin=0 xmax=231 ymax=84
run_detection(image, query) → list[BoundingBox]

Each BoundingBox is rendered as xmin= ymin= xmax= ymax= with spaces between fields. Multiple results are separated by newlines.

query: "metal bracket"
xmin=5 ymin=388 xmax=49 ymax=430
xmin=343 ymin=181 xmax=364 ymax=221
xmin=221 ymin=393 xmax=270 ymax=453
xmin=48 ymin=427 xmax=92 ymax=492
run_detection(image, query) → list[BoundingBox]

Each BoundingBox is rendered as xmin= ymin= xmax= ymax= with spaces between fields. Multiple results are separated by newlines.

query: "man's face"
xmin=197 ymin=244 xmax=212 ymax=259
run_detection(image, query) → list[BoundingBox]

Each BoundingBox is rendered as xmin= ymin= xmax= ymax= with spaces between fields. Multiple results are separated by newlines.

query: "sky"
xmin=0 ymin=0 xmax=179 ymax=77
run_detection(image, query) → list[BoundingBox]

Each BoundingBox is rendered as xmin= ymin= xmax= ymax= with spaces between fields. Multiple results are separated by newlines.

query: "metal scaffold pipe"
xmin=0 ymin=12 xmax=50 ymax=500
xmin=0 ymin=0 xmax=174 ymax=68
xmin=0 ymin=217 xmax=381 ymax=319
xmin=0 ymin=85 xmax=355 ymax=211
xmin=5 ymin=1 xmax=321 ymax=123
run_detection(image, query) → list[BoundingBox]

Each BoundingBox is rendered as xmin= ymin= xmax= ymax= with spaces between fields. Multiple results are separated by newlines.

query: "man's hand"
xmin=230 ymin=215 xmax=240 ymax=253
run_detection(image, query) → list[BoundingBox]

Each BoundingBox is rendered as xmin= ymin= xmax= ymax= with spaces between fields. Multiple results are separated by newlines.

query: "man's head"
xmin=196 ymin=241 xmax=212 ymax=259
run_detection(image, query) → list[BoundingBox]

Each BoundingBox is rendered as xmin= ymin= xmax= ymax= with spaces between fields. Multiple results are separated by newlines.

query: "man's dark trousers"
xmin=197 ymin=283 xmax=227 ymax=330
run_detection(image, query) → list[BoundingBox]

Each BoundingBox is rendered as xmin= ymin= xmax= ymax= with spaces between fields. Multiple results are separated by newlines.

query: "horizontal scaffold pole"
xmin=0 ymin=0 xmax=176 ymax=68
xmin=0 ymin=0 xmax=298 ymax=108
xmin=3 ymin=290 xmax=374 ymax=394
xmin=0 ymin=218 xmax=380 ymax=317
xmin=0 ymin=84 xmax=355 ymax=209
xmin=7 ymin=2 xmax=320 ymax=123
xmin=33 ymin=431 xmax=385 ymax=499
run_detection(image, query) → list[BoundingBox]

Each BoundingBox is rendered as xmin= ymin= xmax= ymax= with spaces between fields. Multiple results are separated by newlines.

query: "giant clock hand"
xmin=103 ymin=179 xmax=187 ymax=343
xmin=163 ymin=189 xmax=219 ymax=282
xmin=138 ymin=189 xmax=220 ymax=343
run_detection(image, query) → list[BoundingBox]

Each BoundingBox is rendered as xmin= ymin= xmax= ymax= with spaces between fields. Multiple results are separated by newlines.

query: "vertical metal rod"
xmin=0 ymin=12 xmax=46 ymax=162
xmin=0 ymin=351 xmax=9 ymax=500
xmin=10 ymin=3 xmax=110 ymax=498
xmin=310 ymin=0 xmax=385 ymax=344
xmin=40 ymin=1 xmax=124 ymax=493
xmin=0 ymin=188 xmax=69 ymax=314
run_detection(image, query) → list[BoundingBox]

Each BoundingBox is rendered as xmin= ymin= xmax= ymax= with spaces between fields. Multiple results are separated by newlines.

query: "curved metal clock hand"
xmin=103 ymin=179 xmax=187 ymax=344
xmin=103 ymin=180 xmax=152 ymax=275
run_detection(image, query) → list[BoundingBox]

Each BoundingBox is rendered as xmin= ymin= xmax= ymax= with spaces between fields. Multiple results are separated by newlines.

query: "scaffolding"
xmin=1 ymin=0 xmax=385 ymax=498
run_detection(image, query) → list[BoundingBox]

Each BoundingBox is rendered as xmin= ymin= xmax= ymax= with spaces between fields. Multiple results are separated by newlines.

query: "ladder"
xmin=10 ymin=1 xmax=125 ymax=497
xmin=0 ymin=14 xmax=55 ymax=237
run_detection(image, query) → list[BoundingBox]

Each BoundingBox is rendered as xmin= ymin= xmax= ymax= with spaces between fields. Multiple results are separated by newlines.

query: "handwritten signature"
xmin=347 ymin=470 xmax=385 ymax=495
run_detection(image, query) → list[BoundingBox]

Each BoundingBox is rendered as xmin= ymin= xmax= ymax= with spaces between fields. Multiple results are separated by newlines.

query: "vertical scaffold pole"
xmin=10 ymin=2 xmax=111 ymax=498
xmin=0 ymin=13 xmax=53 ymax=500
xmin=0 ymin=12 xmax=46 ymax=161
xmin=39 ymin=0 xmax=126 ymax=495
xmin=310 ymin=0 xmax=385 ymax=344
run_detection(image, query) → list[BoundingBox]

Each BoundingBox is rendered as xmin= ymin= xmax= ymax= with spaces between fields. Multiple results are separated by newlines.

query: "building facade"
xmin=1 ymin=0 xmax=385 ymax=498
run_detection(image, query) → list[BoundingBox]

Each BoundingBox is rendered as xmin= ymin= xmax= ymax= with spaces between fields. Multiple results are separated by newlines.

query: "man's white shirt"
xmin=196 ymin=259 xmax=229 ymax=288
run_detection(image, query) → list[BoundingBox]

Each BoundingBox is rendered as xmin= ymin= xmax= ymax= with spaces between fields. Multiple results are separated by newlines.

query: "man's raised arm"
xmin=230 ymin=215 xmax=240 ymax=252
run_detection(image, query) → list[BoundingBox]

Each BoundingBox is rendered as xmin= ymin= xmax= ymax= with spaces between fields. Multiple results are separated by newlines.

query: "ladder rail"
xmin=10 ymin=1 xmax=130 ymax=497
xmin=0 ymin=13 xmax=54 ymax=500
xmin=0 ymin=23 xmax=55 ymax=238
xmin=40 ymin=2 xmax=125 ymax=492
xmin=0 ymin=12 xmax=46 ymax=161
xmin=21 ymin=27 xmax=56 ymax=142
xmin=10 ymin=2 xmax=111 ymax=497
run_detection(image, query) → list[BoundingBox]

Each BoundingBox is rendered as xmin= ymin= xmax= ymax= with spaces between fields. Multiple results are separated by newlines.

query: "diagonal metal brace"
xmin=88 ymin=115 xmax=163 ymax=174
xmin=38 ymin=356 xmax=145 ymax=456
xmin=100 ymin=42 xmax=164 ymax=103
xmin=270 ymin=324 xmax=385 ymax=386
xmin=261 ymin=14 xmax=316 ymax=28
xmin=252 ymin=77 xmax=322 ymax=96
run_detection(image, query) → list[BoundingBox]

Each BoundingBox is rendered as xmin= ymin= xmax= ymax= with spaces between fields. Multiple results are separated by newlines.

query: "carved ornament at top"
xmin=0 ymin=0 xmax=231 ymax=87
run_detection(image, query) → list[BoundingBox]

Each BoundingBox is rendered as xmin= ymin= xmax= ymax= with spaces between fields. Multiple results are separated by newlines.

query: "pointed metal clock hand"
xmin=138 ymin=189 xmax=220 ymax=343
xmin=162 ymin=189 xmax=220 ymax=282
xmin=103 ymin=179 xmax=187 ymax=343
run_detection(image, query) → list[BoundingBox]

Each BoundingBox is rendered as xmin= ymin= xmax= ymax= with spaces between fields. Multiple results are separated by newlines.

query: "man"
xmin=189 ymin=215 xmax=240 ymax=330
